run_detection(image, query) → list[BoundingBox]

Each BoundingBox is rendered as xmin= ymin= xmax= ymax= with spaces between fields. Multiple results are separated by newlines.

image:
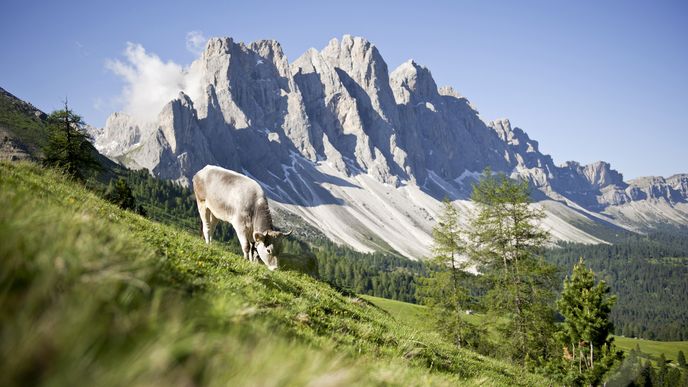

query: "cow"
xmin=192 ymin=165 xmax=291 ymax=270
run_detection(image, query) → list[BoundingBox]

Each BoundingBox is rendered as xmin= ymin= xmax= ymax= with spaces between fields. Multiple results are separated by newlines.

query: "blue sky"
xmin=1 ymin=0 xmax=686 ymax=179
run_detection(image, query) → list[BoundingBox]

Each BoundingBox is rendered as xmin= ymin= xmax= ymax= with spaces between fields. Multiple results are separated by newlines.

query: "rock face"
xmin=92 ymin=36 xmax=688 ymax=258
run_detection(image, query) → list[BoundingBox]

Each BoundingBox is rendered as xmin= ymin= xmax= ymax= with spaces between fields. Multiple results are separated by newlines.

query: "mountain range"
xmin=89 ymin=35 xmax=688 ymax=259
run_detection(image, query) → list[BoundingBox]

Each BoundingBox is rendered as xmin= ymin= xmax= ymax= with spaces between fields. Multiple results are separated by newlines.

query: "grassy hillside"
xmin=0 ymin=87 xmax=49 ymax=157
xmin=361 ymin=296 xmax=431 ymax=332
xmin=365 ymin=294 xmax=688 ymax=370
xmin=0 ymin=161 xmax=552 ymax=386
xmin=362 ymin=296 xmax=494 ymax=340
xmin=361 ymin=295 xmax=490 ymax=327
xmin=615 ymin=337 xmax=688 ymax=363
xmin=0 ymin=88 xmax=46 ymax=133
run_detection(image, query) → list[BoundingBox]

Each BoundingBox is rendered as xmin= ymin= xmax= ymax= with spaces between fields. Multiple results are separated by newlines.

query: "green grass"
xmin=0 ymin=161 xmax=552 ymax=386
xmin=362 ymin=296 xmax=498 ymax=342
xmin=361 ymin=295 xmax=430 ymax=332
xmin=365 ymin=291 xmax=688 ymax=368
xmin=615 ymin=336 xmax=688 ymax=363
xmin=0 ymin=90 xmax=49 ymax=154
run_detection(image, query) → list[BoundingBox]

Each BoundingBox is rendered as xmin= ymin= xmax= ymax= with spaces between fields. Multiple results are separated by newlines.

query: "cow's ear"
xmin=253 ymin=231 xmax=266 ymax=243
xmin=269 ymin=230 xmax=292 ymax=238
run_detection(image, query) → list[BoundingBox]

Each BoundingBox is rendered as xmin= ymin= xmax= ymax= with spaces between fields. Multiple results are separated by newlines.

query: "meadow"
xmin=0 ymin=161 xmax=551 ymax=386
xmin=615 ymin=337 xmax=688 ymax=363
xmin=363 ymin=294 xmax=688 ymax=367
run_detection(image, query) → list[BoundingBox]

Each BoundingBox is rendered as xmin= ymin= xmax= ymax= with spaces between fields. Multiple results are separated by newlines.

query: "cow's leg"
xmin=236 ymin=231 xmax=252 ymax=261
xmin=249 ymin=241 xmax=258 ymax=263
xmin=197 ymin=200 xmax=212 ymax=244
xmin=208 ymin=212 xmax=219 ymax=243
xmin=201 ymin=213 xmax=211 ymax=244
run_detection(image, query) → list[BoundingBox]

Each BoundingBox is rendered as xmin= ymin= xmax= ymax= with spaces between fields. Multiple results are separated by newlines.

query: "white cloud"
xmin=186 ymin=30 xmax=208 ymax=55
xmin=106 ymin=42 xmax=204 ymax=123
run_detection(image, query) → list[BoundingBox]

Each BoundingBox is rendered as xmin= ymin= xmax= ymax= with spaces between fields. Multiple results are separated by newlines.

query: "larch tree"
xmin=468 ymin=168 xmax=558 ymax=365
xmin=416 ymin=198 xmax=477 ymax=349
xmin=42 ymin=100 xmax=100 ymax=180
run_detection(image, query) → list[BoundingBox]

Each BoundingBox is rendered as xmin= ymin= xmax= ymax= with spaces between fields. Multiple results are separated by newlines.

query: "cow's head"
xmin=253 ymin=230 xmax=292 ymax=271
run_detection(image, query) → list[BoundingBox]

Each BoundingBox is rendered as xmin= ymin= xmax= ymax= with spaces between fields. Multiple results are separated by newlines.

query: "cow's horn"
xmin=282 ymin=230 xmax=293 ymax=237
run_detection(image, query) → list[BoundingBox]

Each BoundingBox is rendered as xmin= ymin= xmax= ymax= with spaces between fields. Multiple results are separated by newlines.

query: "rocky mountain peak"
xmin=248 ymin=39 xmax=290 ymax=78
xmin=438 ymin=86 xmax=463 ymax=99
xmin=321 ymin=35 xmax=385 ymax=79
xmin=323 ymin=35 xmax=378 ymax=60
xmin=158 ymin=92 xmax=198 ymax=154
xmin=489 ymin=119 xmax=542 ymax=159
xmin=203 ymin=37 xmax=234 ymax=57
xmin=668 ymin=174 xmax=688 ymax=197
xmin=94 ymin=112 xmax=146 ymax=156
xmin=559 ymin=161 xmax=625 ymax=190
xmin=319 ymin=35 xmax=397 ymax=123
xmin=290 ymin=48 xmax=321 ymax=73
xmin=390 ymin=60 xmax=439 ymax=105
xmin=583 ymin=161 xmax=625 ymax=189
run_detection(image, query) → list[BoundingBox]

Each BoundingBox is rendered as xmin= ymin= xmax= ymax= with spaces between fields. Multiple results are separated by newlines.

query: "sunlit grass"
xmin=365 ymin=289 xmax=688 ymax=368
xmin=615 ymin=336 xmax=688 ymax=363
xmin=0 ymin=161 xmax=552 ymax=386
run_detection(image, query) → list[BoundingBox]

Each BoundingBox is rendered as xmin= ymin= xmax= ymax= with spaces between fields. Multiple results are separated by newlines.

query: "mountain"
xmin=0 ymin=86 xmax=121 ymax=178
xmin=0 ymin=86 xmax=48 ymax=161
xmin=90 ymin=35 xmax=688 ymax=259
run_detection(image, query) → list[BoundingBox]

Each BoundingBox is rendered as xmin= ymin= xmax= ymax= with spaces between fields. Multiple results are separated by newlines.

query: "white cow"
xmin=192 ymin=165 xmax=290 ymax=270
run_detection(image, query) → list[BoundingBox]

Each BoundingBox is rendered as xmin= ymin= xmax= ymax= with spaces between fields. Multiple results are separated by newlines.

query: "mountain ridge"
xmin=86 ymin=35 xmax=688 ymax=258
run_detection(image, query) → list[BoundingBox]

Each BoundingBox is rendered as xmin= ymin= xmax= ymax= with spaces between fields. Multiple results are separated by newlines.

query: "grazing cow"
xmin=192 ymin=165 xmax=290 ymax=270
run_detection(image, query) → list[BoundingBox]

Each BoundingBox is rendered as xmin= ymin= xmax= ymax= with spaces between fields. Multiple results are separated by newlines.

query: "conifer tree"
xmin=679 ymin=350 xmax=687 ymax=368
xmin=42 ymin=101 xmax=100 ymax=180
xmin=556 ymin=258 xmax=621 ymax=385
xmin=681 ymin=367 xmax=688 ymax=387
xmin=468 ymin=169 xmax=557 ymax=365
xmin=104 ymin=177 xmax=138 ymax=212
xmin=665 ymin=367 xmax=682 ymax=387
xmin=417 ymin=198 xmax=478 ymax=349
xmin=635 ymin=360 xmax=655 ymax=387
xmin=656 ymin=353 xmax=668 ymax=386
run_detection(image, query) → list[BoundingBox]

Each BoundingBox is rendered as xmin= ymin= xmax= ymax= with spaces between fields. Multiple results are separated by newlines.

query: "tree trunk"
xmin=579 ymin=348 xmax=583 ymax=373
xmin=571 ymin=341 xmax=576 ymax=363
xmin=450 ymin=252 xmax=462 ymax=349
xmin=63 ymin=102 xmax=73 ymax=174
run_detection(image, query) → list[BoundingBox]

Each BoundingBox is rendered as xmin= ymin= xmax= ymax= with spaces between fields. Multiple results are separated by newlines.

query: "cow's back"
xmin=193 ymin=166 xmax=264 ymax=222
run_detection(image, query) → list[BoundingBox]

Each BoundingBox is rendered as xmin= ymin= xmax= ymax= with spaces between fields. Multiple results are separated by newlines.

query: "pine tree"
xmin=468 ymin=169 xmax=557 ymax=365
xmin=556 ymin=258 xmax=621 ymax=386
xmin=635 ymin=360 xmax=656 ymax=387
xmin=679 ymin=350 xmax=687 ymax=368
xmin=104 ymin=177 xmax=138 ymax=212
xmin=656 ymin=353 xmax=668 ymax=387
xmin=680 ymin=368 xmax=688 ymax=387
xmin=665 ymin=368 xmax=682 ymax=387
xmin=417 ymin=198 xmax=478 ymax=349
xmin=42 ymin=101 xmax=100 ymax=180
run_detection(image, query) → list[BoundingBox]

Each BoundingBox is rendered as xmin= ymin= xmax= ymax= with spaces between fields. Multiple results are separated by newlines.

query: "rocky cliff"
xmin=91 ymin=36 xmax=688 ymax=258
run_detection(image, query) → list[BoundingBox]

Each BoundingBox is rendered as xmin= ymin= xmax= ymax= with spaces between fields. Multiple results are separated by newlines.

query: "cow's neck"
xmin=253 ymin=199 xmax=273 ymax=233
